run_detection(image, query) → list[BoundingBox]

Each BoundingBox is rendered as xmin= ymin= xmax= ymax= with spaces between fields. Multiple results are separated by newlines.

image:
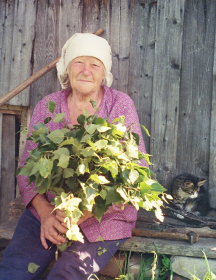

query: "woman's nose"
xmin=81 ymin=64 xmax=91 ymax=75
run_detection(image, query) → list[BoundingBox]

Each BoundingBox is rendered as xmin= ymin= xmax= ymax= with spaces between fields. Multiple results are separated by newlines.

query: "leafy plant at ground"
xmin=116 ymin=251 xmax=172 ymax=280
xmin=185 ymin=251 xmax=216 ymax=280
xmin=17 ymin=101 xmax=167 ymax=250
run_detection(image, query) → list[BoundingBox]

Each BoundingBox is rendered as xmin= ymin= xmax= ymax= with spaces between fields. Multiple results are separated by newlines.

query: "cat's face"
xmin=182 ymin=179 xmax=205 ymax=198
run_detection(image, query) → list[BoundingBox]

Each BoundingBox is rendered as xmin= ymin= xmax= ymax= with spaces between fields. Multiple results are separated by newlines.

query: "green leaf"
xmin=80 ymin=133 xmax=92 ymax=142
xmin=61 ymin=128 xmax=70 ymax=134
xmin=66 ymin=225 xmax=84 ymax=243
xmin=126 ymin=144 xmax=139 ymax=159
xmin=150 ymin=182 xmax=166 ymax=193
xmin=77 ymin=114 xmax=86 ymax=126
xmin=20 ymin=128 xmax=28 ymax=135
xmin=129 ymin=170 xmax=139 ymax=184
xmin=86 ymin=139 xmax=96 ymax=150
xmin=97 ymin=126 xmax=111 ymax=133
xmin=82 ymin=147 xmax=94 ymax=157
xmin=111 ymin=116 xmax=125 ymax=125
xmin=122 ymin=169 xmax=130 ymax=182
xmin=32 ymin=122 xmax=46 ymax=130
xmin=94 ymin=139 xmax=108 ymax=150
xmin=100 ymin=158 xmax=118 ymax=178
xmin=98 ymin=175 xmax=110 ymax=184
xmin=83 ymin=108 xmax=90 ymax=117
xmin=58 ymin=154 xmax=70 ymax=169
xmin=105 ymin=188 xmax=122 ymax=205
xmin=140 ymin=124 xmax=150 ymax=137
xmin=83 ymin=185 xmax=97 ymax=203
xmin=28 ymin=263 xmax=40 ymax=274
xmin=54 ymin=147 xmax=70 ymax=157
xmin=116 ymin=187 xmax=128 ymax=201
xmin=95 ymin=117 xmax=107 ymax=126
xmin=104 ymin=145 xmax=121 ymax=156
xmin=38 ymin=184 xmax=47 ymax=194
xmin=22 ymin=159 xmax=36 ymax=175
xmin=47 ymin=101 xmax=56 ymax=113
xmin=139 ymin=181 xmax=151 ymax=194
xmin=86 ymin=124 xmax=97 ymax=134
xmin=90 ymin=99 xmax=97 ymax=108
xmin=32 ymin=127 xmax=47 ymax=139
xmin=57 ymin=241 xmax=70 ymax=252
xmin=65 ymin=176 xmax=77 ymax=192
xmin=116 ymin=123 xmax=127 ymax=133
xmin=39 ymin=158 xmax=53 ymax=178
xmin=132 ymin=132 xmax=140 ymax=146
xmin=97 ymin=247 xmax=107 ymax=256
xmin=44 ymin=117 xmax=52 ymax=124
xmin=144 ymin=154 xmax=152 ymax=165
xmin=77 ymin=163 xmax=86 ymax=175
xmin=60 ymin=138 xmax=78 ymax=147
xmin=63 ymin=168 xmax=75 ymax=178
xmin=53 ymin=113 xmax=65 ymax=123
xmin=90 ymin=174 xmax=100 ymax=184
xmin=47 ymin=129 xmax=65 ymax=144
xmin=100 ymin=189 xmax=107 ymax=200
xmin=30 ymin=163 xmax=40 ymax=176
xmin=52 ymin=196 xmax=62 ymax=206
xmin=93 ymin=196 xmax=110 ymax=222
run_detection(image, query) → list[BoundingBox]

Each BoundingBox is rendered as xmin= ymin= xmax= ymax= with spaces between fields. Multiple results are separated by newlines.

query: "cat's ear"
xmin=198 ymin=179 xmax=206 ymax=187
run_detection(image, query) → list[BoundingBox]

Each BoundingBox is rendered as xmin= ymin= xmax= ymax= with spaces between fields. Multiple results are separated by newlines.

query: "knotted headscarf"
xmin=56 ymin=33 xmax=113 ymax=89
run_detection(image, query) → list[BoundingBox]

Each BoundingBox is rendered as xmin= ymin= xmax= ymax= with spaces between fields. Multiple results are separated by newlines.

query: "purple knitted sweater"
xmin=17 ymin=86 xmax=147 ymax=242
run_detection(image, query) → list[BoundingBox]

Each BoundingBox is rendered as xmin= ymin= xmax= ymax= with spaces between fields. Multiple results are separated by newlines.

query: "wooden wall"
xmin=1 ymin=0 xmax=216 ymax=222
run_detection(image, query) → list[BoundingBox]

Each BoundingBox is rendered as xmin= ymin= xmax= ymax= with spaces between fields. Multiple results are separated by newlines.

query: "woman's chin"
xmin=74 ymin=84 xmax=99 ymax=95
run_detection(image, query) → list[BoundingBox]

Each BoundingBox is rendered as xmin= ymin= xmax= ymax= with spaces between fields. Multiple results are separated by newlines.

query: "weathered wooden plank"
xmin=120 ymin=236 xmax=216 ymax=258
xmin=29 ymin=0 xmax=60 ymax=112
xmin=0 ymin=115 xmax=16 ymax=224
xmin=129 ymin=0 xmax=157 ymax=153
xmin=207 ymin=1 xmax=216 ymax=209
xmin=98 ymin=0 xmax=110 ymax=41
xmin=82 ymin=0 xmax=110 ymax=40
xmin=0 ymin=113 xmax=2 ymax=193
xmin=177 ymin=0 xmax=216 ymax=181
xmin=59 ymin=0 xmax=82 ymax=43
xmin=7 ymin=0 xmax=37 ymax=106
xmin=81 ymin=0 xmax=131 ymax=93
xmin=16 ymin=106 xmax=30 ymax=197
xmin=150 ymin=0 xmax=185 ymax=190
xmin=117 ymin=0 xmax=132 ymax=94
xmin=82 ymin=0 xmax=101 ymax=33
xmin=0 ymin=0 xmax=15 ymax=97
xmin=58 ymin=0 xmax=83 ymax=91
xmin=109 ymin=0 xmax=131 ymax=93
xmin=0 ymin=104 xmax=22 ymax=117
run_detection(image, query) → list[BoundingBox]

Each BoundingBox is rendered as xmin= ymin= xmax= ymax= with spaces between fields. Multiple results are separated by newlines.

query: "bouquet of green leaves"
xmin=17 ymin=101 xmax=166 ymax=250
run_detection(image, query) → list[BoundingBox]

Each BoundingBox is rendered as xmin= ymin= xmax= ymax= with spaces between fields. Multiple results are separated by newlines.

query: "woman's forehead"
xmin=72 ymin=56 xmax=103 ymax=63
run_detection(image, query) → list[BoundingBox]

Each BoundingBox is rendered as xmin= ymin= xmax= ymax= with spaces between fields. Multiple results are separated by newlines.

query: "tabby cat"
xmin=170 ymin=173 xmax=209 ymax=216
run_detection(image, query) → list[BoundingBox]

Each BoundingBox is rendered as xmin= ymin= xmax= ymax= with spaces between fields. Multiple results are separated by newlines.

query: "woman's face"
xmin=67 ymin=56 xmax=105 ymax=96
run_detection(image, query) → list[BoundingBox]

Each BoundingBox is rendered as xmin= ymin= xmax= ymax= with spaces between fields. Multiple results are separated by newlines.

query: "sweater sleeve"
xmin=16 ymin=99 xmax=50 ymax=208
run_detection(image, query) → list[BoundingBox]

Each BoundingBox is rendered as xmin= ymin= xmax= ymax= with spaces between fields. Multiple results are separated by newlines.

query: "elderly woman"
xmin=0 ymin=33 xmax=147 ymax=280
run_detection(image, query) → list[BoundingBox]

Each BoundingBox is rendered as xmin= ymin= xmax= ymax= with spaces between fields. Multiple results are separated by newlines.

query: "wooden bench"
xmin=1 ymin=197 xmax=216 ymax=260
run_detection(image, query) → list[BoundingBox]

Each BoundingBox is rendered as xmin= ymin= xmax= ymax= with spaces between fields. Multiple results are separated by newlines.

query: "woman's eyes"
xmin=74 ymin=61 xmax=100 ymax=68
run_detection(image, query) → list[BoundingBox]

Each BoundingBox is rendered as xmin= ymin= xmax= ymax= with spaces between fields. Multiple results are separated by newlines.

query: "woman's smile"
xmin=67 ymin=56 xmax=105 ymax=96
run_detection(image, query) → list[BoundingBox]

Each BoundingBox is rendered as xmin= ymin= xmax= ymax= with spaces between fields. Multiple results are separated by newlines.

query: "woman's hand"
xmin=31 ymin=194 xmax=68 ymax=249
xmin=56 ymin=209 xmax=93 ymax=226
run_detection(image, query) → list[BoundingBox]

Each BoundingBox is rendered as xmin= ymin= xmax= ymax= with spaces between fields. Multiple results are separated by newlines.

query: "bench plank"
xmin=119 ymin=236 xmax=216 ymax=259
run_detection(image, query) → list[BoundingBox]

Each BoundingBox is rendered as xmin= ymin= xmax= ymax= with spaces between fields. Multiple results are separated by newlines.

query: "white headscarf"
xmin=56 ymin=33 xmax=113 ymax=89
